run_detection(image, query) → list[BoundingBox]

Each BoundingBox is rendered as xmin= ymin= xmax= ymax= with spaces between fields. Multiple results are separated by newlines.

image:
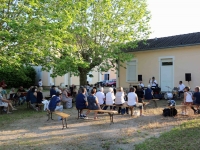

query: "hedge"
xmin=0 ymin=66 xmax=36 ymax=88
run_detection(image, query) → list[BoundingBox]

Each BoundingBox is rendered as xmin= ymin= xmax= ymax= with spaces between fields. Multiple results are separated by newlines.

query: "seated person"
xmin=0 ymin=94 xmax=17 ymax=114
xmin=191 ymin=86 xmax=200 ymax=114
xmin=48 ymin=91 xmax=63 ymax=112
xmin=87 ymin=89 xmax=101 ymax=119
xmin=37 ymin=87 xmax=43 ymax=109
xmin=61 ymin=88 xmax=72 ymax=109
xmin=149 ymin=77 xmax=157 ymax=87
xmin=145 ymin=85 xmax=153 ymax=102
xmin=76 ymin=88 xmax=90 ymax=119
xmin=26 ymin=86 xmax=33 ymax=102
xmin=50 ymin=85 xmax=57 ymax=97
xmin=127 ymin=87 xmax=143 ymax=116
xmin=0 ymin=79 xmax=7 ymax=99
xmin=17 ymin=86 xmax=26 ymax=105
xmin=104 ymin=88 xmax=116 ymax=110
xmin=30 ymin=87 xmax=38 ymax=111
xmin=115 ymin=87 xmax=128 ymax=115
xmin=136 ymin=85 xmax=144 ymax=103
xmin=95 ymin=87 xmax=105 ymax=107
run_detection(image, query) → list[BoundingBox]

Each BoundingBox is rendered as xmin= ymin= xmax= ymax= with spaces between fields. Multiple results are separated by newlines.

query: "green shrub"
xmin=0 ymin=66 xmax=36 ymax=88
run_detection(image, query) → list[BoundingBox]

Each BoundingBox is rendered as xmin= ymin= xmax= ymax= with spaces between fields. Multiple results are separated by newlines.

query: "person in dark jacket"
xmin=37 ymin=87 xmax=43 ymax=104
xmin=145 ymin=85 xmax=153 ymax=102
xmin=26 ymin=86 xmax=33 ymax=102
xmin=48 ymin=91 xmax=63 ymax=112
xmin=76 ymin=88 xmax=90 ymax=119
xmin=50 ymin=85 xmax=56 ymax=97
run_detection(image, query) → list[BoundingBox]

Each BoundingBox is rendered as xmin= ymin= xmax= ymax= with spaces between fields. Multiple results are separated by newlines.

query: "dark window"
xmin=162 ymin=62 xmax=173 ymax=66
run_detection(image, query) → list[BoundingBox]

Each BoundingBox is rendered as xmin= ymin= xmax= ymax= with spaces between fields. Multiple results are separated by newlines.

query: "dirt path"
xmin=0 ymin=98 xmax=198 ymax=150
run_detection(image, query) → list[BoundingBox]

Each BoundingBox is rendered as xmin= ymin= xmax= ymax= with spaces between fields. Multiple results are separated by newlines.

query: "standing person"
xmin=73 ymin=86 xmax=78 ymax=98
xmin=38 ymin=79 xmax=43 ymax=87
xmin=127 ymin=87 xmax=143 ymax=116
xmin=105 ymin=88 xmax=115 ymax=110
xmin=70 ymin=85 xmax=74 ymax=97
xmin=181 ymin=86 xmax=193 ymax=115
xmin=87 ymin=89 xmax=101 ymax=119
xmin=145 ymin=85 xmax=153 ymax=102
xmin=178 ymin=81 xmax=185 ymax=98
xmin=76 ymin=88 xmax=90 ymax=119
xmin=115 ymin=87 xmax=128 ymax=115
xmin=0 ymin=79 xmax=7 ymax=99
xmin=149 ymin=77 xmax=157 ymax=87
xmin=191 ymin=86 xmax=200 ymax=114
xmin=50 ymin=85 xmax=56 ymax=97
xmin=95 ymin=87 xmax=105 ymax=108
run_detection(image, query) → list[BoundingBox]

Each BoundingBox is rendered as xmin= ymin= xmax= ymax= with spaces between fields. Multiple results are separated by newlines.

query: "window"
xmin=126 ymin=60 xmax=137 ymax=82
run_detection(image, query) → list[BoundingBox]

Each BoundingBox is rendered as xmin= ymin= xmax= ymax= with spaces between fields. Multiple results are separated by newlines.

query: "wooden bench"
xmin=101 ymin=103 xmax=146 ymax=116
xmin=77 ymin=109 xmax=117 ymax=124
xmin=47 ymin=111 xmax=70 ymax=129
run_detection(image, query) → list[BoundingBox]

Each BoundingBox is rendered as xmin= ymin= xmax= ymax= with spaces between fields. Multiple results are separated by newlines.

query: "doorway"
xmin=160 ymin=58 xmax=173 ymax=91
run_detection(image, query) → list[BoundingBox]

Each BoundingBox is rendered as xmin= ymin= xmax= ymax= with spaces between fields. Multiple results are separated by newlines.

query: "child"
xmin=181 ymin=86 xmax=193 ymax=115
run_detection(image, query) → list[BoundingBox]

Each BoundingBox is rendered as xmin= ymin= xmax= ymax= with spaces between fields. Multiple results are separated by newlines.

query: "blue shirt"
xmin=145 ymin=88 xmax=152 ymax=100
xmin=50 ymin=88 xmax=56 ymax=97
xmin=76 ymin=93 xmax=87 ymax=109
xmin=48 ymin=96 xmax=61 ymax=111
xmin=193 ymin=92 xmax=200 ymax=104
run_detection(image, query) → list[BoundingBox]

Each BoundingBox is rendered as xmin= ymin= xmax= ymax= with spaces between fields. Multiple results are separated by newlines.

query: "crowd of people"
xmin=75 ymin=85 xmax=155 ymax=119
xmin=1 ymin=77 xmax=200 ymax=118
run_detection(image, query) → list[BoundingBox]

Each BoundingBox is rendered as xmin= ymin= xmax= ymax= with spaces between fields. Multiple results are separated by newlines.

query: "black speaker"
xmin=185 ymin=73 xmax=191 ymax=81
xmin=138 ymin=75 xmax=142 ymax=81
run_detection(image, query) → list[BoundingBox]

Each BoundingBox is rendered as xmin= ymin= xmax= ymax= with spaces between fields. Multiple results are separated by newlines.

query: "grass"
xmin=0 ymin=104 xmax=46 ymax=129
xmin=135 ymin=118 xmax=200 ymax=150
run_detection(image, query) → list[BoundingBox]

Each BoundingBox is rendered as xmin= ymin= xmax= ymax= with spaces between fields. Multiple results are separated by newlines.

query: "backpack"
xmin=163 ymin=108 xmax=177 ymax=117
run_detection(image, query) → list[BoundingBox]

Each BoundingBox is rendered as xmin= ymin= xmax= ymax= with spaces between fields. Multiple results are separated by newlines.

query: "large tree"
xmin=0 ymin=0 xmax=83 ymax=68
xmin=45 ymin=0 xmax=151 ymax=85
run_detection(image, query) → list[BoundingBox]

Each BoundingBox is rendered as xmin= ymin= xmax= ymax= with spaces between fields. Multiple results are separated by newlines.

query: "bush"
xmin=0 ymin=66 xmax=36 ymax=88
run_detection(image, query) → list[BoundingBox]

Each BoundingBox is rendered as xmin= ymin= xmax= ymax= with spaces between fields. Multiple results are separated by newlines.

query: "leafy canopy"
xmin=44 ymin=0 xmax=151 ymax=84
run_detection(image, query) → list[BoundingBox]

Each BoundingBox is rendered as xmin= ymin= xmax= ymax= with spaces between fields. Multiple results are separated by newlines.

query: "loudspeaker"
xmin=185 ymin=73 xmax=191 ymax=81
xmin=138 ymin=75 xmax=142 ymax=81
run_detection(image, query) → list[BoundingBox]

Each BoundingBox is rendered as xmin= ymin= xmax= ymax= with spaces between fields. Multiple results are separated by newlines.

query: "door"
xmin=160 ymin=59 xmax=173 ymax=91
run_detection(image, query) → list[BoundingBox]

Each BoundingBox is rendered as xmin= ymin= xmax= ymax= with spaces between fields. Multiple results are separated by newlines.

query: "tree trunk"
xmin=79 ymin=70 xmax=88 ymax=86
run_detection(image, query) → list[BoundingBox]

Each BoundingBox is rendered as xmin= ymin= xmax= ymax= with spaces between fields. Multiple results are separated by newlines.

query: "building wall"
xmin=119 ymin=45 xmax=200 ymax=90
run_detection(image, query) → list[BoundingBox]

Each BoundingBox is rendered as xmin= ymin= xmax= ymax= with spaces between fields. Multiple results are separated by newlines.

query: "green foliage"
xmin=42 ymin=0 xmax=151 ymax=85
xmin=0 ymin=0 xmax=151 ymax=85
xmin=0 ymin=66 xmax=36 ymax=88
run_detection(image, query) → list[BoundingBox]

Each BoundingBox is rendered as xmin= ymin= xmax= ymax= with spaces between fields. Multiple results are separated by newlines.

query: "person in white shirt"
xmin=95 ymin=87 xmax=105 ymax=106
xmin=149 ymin=77 xmax=157 ymax=87
xmin=178 ymin=81 xmax=185 ymax=98
xmin=181 ymin=86 xmax=193 ymax=115
xmin=127 ymin=87 xmax=143 ymax=116
xmin=115 ymin=87 xmax=128 ymax=114
xmin=138 ymin=81 xmax=144 ymax=88
xmin=105 ymin=88 xmax=115 ymax=110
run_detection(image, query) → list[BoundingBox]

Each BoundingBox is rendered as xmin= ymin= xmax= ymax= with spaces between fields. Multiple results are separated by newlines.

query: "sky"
xmin=147 ymin=0 xmax=200 ymax=38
